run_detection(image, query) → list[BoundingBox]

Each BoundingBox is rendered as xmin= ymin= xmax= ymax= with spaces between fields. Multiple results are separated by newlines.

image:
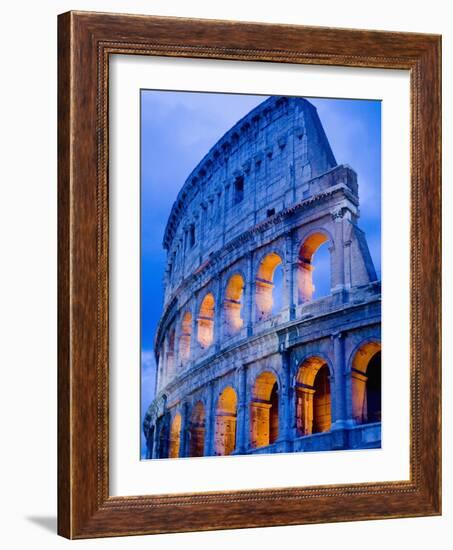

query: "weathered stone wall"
xmin=144 ymin=95 xmax=381 ymax=459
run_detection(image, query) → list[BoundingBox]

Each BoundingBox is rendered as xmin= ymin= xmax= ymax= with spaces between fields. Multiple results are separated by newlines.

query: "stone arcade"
xmin=143 ymin=95 xmax=381 ymax=459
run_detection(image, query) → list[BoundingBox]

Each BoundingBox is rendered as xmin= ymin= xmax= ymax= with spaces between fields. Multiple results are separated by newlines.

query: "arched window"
xmin=351 ymin=342 xmax=382 ymax=424
xmin=189 ymin=401 xmax=206 ymax=457
xmin=255 ymin=253 xmax=284 ymax=322
xmin=169 ymin=413 xmax=182 ymax=458
xmin=296 ymin=357 xmax=332 ymax=435
xmin=250 ymin=371 xmax=279 ymax=448
xmin=179 ymin=312 xmax=192 ymax=362
xmin=224 ymin=274 xmax=245 ymax=336
xmin=197 ymin=293 xmax=215 ymax=348
xmin=297 ymin=232 xmax=331 ymax=303
xmin=214 ymin=387 xmax=238 ymax=456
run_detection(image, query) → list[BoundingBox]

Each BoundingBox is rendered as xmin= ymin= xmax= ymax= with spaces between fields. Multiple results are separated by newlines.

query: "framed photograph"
xmin=58 ymin=11 xmax=441 ymax=538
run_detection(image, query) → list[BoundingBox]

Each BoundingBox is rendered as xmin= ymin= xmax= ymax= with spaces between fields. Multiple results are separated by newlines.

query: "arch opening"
xmin=169 ymin=413 xmax=182 ymax=458
xmin=255 ymin=253 xmax=284 ymax=322
xmin=214 ymin=386 xmax=238 ymax=456
xmin=297 ymin=232 xmax=331 ymax=303
xmin=351 ymin=342 xmax=382 ymax=424
xmin=224 ymin=274 xmax=245 ymax=336
xmin=250 ymin=371 xmax=279 ymax=448
xmin=179 ymin=311 xmax=192 ymax=362
xmin=296 ymin=357 xmax=332 ymax=435
xmin=197 ymin=293 xmax=215 ymax=349
xmin=189 ymin=401 xmax=206 ymax=457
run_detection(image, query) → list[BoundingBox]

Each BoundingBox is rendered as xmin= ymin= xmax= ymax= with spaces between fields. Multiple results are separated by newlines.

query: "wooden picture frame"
xmin=58 ymin=10 xmax=441 ymax=539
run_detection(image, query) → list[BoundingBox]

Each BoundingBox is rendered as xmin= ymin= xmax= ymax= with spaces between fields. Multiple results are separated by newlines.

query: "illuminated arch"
xmin=189 ymin=401 xmax=206 ymax=457
xmin=351 ymin=341 xmax=381 ymax=424
xmin=169 ymin=413 xmax=182 ymax=458
xmin=179 ymin=311 xmax=192 ymax=361
xmin=296 ymin=356 xmax=332 ymax=435
xmin=255 ymin=253 xmax=284 ymax=322
xmin=297 ymin=231 xmax=331 ymax=303
xmin=250 ymin=371 xmax=279 ymax=448
xmin=214 ymin=386 xmax=238 ymax=455
xmin=197 ymin=293 xmax=215 ymax=348
xmin=224 ymin=274 xmax=245 ymax=336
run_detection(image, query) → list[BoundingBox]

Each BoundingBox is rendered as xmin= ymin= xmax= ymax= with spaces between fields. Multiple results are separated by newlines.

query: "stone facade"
xmin=143 ymin=95 xmax=381 ymax=459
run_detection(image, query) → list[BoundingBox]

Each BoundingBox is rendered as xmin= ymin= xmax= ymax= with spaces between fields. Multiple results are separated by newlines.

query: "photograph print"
xmin=141 ymin=90 xmax=381 ymax=460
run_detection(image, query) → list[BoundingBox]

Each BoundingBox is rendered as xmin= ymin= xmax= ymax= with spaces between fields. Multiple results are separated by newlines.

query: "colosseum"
xmin=143 ymin=95 xmax=381 ymax=459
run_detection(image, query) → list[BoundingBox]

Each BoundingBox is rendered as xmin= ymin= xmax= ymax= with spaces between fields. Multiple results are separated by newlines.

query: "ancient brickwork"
xmin=144 ymin=96 xmax=381 ymax=459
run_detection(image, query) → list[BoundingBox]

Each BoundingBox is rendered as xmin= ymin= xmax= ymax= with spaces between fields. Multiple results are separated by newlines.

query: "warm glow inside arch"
xmin=296 ymin=356 xmax=332 ymax=435
xmin=169 ymin=413 xmax=182 ymax=458
xmin=179 ymin=311 xmax=192 ymax=361
xmin=255 ymin=253 xmax=283 ymax=322
xmin=197 ymin=293 xmax=215 ymax=348
xmin=250 ymin=371 xmax=279 ymax=448
xmin=224 ymin=274 xmax=245 ymax=336
xmin=298 ymin=231 xmax=330 ymax=303
xmin=214 ymin=386 xmax=238 ymax=456
xmin=189 ymin=401 xmax=206 ymax=457
xmin=351 ymin=341 xmax=382 ymax=424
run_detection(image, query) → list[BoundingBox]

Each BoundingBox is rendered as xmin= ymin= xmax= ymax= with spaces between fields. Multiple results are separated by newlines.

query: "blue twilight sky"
xmin=140 ymin=90 xmax=381 ymax=456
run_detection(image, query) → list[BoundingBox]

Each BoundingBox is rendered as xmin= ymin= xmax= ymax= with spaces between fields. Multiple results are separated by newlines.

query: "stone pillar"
xmin=151 ymin=424 xmax=159 ymax=459
xmin=204 ymin=382 xmax=217 ymax=456
xmin=331 ymin=332 xmax=350 ymax=429
xmin=221 ymin=184 xmax=230 ymax=247
xmin=278 ymin=348 xmax=294 ymax=450
xmin=330 ymin=211 xmax=346 ymax=293
xmin=235 ymin=364 xmax=248 ymax=453
xmin=245 ymin=253 xmax=255 ymax=336
xmin=291 ymin=259 xmax=301 ymax=309
xmin=174 ymin=318 xmax=181 ymax=371
xmin=283 ymin=232 xmax=295 ymax=319
xmin=214 ymin=277 xmax=223 ymax=352
xmin=344 ymin=239 xmax=353 ymax=290
xmin=179 ymin=403 xmax=189 ymax=457
xmin=160 ymin=339 xmax=167 ymax=389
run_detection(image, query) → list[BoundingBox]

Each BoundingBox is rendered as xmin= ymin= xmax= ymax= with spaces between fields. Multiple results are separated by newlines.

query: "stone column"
xmin=214 ymin=276 xmax=223 ymax=352
xmin=245 ymin=252 xmax=255 ymax=336
xmin=278 ymin=348 xmax=294 ymax=451
xmin=291 ymin=258 xmax=301 ymax=310
xmin=344 ymin=239 xmax=353 ymax=289
xmin=235 ymin=364 xmax=248 ymax=453
xmin=204 ymin=382 xmax=217 ymax=456
xmin=160 ymin=339 xmax=167 ymax=389
xmin=173 ymin=316 xmax=181 ymax=372
xmin=330 ymin=210 xmax=346 ymax=293
xmin=221 ymin=184 xmax=229 ymax=247
xmin=331 ymin=332 xmax=350 ymax=429
xmin=179 ymin=402 xmax=189 ymax=458
xmin=283 ymin=231 xmax=295 ymax=320
xmin=151 ymin=424 xmax=159 ymax=459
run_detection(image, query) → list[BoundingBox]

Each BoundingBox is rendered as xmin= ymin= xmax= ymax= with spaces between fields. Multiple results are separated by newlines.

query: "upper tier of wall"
xmin=160 ymin=96 xmax=346 ymax=306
